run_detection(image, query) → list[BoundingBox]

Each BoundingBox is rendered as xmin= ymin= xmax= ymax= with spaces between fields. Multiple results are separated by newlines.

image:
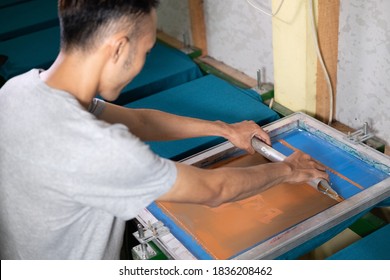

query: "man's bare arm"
xmin=158 ymin=150 xmax=329 ymax=207
xmin=98 ymin=102 xmax=270 ymax=154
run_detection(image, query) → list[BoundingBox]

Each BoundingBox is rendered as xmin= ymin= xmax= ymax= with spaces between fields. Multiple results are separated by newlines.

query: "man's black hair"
xmin=58 ymin=0 xmax=159 ymax=52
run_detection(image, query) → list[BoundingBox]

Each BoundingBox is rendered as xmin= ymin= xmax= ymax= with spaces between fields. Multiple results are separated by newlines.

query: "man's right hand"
xmin=283 ymin=150 xmax=329 ymax=184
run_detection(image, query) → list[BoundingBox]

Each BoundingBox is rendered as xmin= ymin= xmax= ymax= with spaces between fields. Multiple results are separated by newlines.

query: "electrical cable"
xmin=247 ymin=0 xmax=333 ymax=124
xmin=246 ymin=0 xmax=285 ymax=17
xmin=308 ymin=0 xmax=334 ymax=125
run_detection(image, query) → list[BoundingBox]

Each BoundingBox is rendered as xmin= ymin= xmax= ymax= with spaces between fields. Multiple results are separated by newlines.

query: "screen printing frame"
xmin=136 ymin=112 xmax=390 ymax=260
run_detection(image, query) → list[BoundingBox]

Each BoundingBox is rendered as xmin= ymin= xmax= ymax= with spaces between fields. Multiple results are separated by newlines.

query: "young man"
xmin=0 ymin=0 xmax=328 ymax=259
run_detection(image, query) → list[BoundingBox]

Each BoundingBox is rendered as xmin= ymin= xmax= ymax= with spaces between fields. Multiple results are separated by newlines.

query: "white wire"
xmin=246 ymin=0 xmax=285 ymax=17
xmin=308 ymin=0 xmax=334 ymax=125
xmin=247 ymin=0 xmax=333 ymax=124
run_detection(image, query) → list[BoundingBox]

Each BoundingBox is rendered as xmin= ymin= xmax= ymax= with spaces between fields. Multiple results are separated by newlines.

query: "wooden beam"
xmin=197 ymin=56 xmax=257 ymax=88
xmin=315 ymin=0 xmax=340 ymax=123
xmin=188 ymin=0 xmax=208 ymax=56
xmin=157 ymin=30 xmax=184 ymax=50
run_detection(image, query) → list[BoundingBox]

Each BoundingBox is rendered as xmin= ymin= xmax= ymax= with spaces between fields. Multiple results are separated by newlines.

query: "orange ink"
xmin=157 ymin=153 xmax=337 ymax=259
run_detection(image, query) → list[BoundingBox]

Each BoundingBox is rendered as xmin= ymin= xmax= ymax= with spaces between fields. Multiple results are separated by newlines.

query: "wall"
xmin=156 ymin=0 xmax=191 ymax=43
xmin=157 ymin=0 xmax=274 ymax=84
xmin=336 ymin=0 xmax=390 ymax=145
xmin=157 ymin=0 xmax=389 ymax=145
xmin=203 ymin=0 xmax=274 ymax=84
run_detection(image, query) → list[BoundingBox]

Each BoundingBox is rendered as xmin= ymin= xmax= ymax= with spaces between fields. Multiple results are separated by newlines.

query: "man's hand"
xmin=225 ymin=120 xmax=271 ymax=154
xmin=283 ymin=150 xmax=329 ymax=183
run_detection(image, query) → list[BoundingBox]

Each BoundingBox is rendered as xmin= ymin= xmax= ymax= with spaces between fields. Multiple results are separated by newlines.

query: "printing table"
xmin=0 ymin=26 xmax=60 ymax=80
xmin=0 ymin=0 xmax=58 ymax=41
xmin=133 ymin=112 xmax=390 ymax=259
xmin=126 ymin=74 xmax=279 ymax=160
xmin=113 ymin=42 xmax=203 ymax=105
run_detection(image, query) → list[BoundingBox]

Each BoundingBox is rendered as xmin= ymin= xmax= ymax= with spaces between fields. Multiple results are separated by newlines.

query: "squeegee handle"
xmin=251 ymin=137 xmax=286 ymax=162
xmin=251 ymin=138 xmax=342 ymax=201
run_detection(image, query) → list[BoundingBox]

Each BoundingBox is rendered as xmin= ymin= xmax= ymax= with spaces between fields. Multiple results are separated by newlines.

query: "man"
xmin=0 ymin=0 xmax=328 ymax=259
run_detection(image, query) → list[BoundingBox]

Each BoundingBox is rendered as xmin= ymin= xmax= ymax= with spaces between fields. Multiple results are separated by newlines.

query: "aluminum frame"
xmin=137 ymin=112 xmax=390 ymax=259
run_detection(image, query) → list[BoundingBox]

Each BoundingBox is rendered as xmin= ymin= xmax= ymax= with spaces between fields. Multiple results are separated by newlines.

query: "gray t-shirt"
xmin=0 ymin=69 xmax=177 ymax=259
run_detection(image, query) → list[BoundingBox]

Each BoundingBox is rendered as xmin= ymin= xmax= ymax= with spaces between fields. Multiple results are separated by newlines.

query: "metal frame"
xmin=137 ymin=112 xmax=390 ymax=259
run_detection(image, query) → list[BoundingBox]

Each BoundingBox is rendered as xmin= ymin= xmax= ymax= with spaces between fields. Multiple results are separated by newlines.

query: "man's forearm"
xmin=134 ymin=109 xmax=230 ymax=141
xmin=158 ymin=161 xmax=293 ymax=207
xmin=158 ymin=150 xmax=329 ymax=207
xmin=99 ymin=102 xmax=270 ymax=153
xmin=99 ymin=102 xmax=232 ymax=141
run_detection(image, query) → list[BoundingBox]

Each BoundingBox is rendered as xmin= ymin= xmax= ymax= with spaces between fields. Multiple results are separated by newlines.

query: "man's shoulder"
xmin=0 ymin=69 xmax=40 ymax=95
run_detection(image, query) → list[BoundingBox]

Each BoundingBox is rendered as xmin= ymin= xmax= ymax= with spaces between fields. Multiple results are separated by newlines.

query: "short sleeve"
xmin=46 ymin=117 xmax=177 ymax=220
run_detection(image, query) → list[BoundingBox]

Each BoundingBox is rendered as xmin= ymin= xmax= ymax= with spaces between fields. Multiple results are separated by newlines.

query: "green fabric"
xmin=327 ymin=224 xmax=390 ymax=260
xmin=0 ymin=26 xmax=60 ymax=79
xmin=126 ymin=74 xmax=279 ymax=160
xmin=0 ymin=0 xmax=58 ymax=41
xmin=113 ymin=42 xmax=203 ymax=105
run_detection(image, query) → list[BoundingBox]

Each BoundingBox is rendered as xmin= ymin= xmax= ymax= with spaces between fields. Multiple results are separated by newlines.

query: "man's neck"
xmin=39 ymin=52 xmax=103 ymax=109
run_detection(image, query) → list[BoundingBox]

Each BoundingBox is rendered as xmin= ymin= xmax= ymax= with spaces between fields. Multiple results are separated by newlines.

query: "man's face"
xmin=100 ymin=10 xmax=157 ymax=101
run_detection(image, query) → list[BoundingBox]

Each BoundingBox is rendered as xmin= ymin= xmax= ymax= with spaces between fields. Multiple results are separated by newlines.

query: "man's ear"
xmin=111 ymin=36 xmax=129 ymax=63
